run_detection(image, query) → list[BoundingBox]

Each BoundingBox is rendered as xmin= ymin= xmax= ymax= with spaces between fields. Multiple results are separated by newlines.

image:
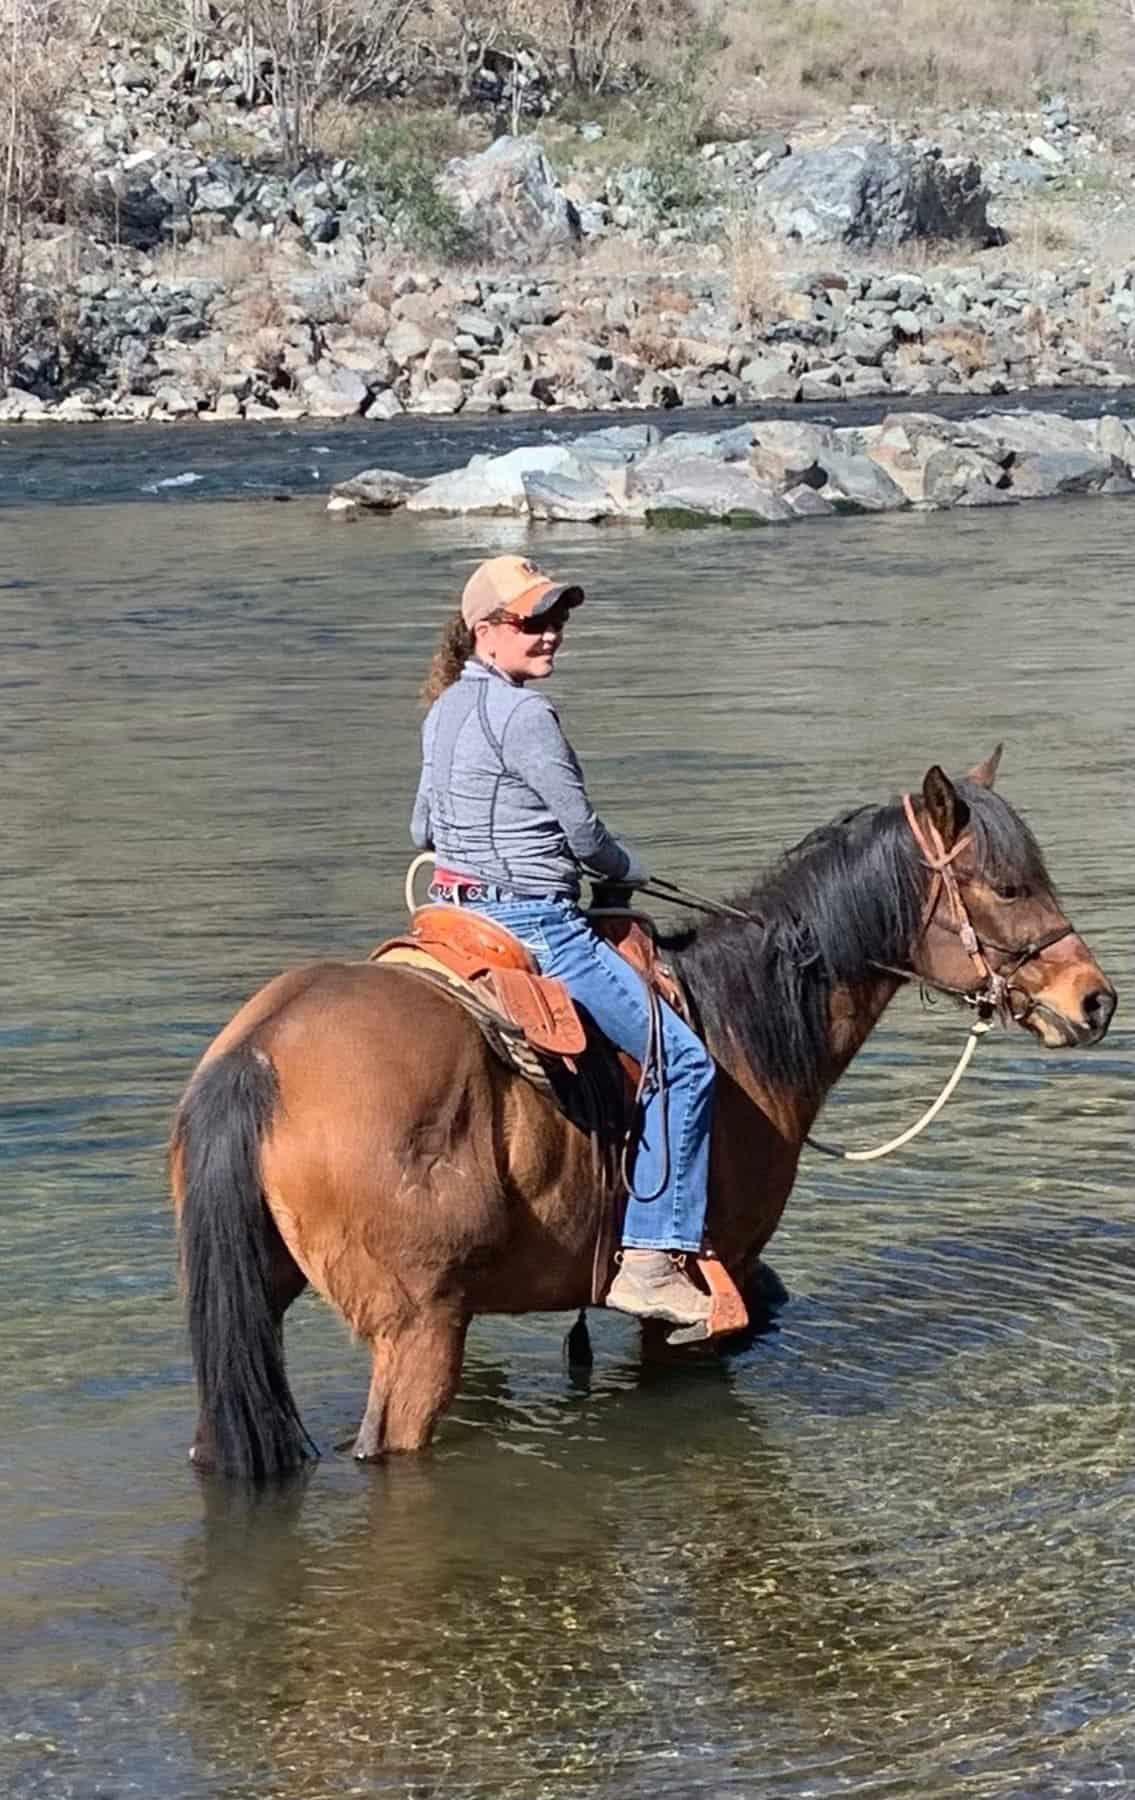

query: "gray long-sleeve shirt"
xmin=410 ymin=659 xmax=634 ymax=898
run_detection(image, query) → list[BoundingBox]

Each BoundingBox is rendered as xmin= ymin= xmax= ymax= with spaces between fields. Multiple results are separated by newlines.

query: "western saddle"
xmin=369 ymin=900 xmax=748 ymax=1341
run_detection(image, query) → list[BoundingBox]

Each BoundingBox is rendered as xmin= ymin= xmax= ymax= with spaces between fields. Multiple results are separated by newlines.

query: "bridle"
xmin=887 ymin=792 xmax=1077 ymax=1025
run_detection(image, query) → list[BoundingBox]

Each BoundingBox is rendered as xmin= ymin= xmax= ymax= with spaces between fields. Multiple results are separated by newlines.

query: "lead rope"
xmin=805 ymin=1013 xmax=994 ymax=1162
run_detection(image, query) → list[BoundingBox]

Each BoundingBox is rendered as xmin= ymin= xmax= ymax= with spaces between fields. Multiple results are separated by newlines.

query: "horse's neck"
xmin=714 ymin=973 xmax=904 ymax=1142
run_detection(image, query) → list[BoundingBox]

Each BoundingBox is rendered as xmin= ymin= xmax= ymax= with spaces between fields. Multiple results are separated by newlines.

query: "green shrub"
xmin=357 ymin=116 xmax=478 ymax=260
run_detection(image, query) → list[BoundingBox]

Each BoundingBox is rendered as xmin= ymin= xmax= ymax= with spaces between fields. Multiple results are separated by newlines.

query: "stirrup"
xmin=665 ymin=1254 xmax=749 ymax=1346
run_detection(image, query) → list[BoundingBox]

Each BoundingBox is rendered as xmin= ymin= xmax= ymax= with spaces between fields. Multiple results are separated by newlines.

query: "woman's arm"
xmin=410 ymin=725 xmax=434 ymax=850
xmin=503 ymin=698 xmax=645 ymax=882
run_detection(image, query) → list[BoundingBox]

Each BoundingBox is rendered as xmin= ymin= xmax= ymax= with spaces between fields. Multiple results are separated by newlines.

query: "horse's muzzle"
xmin=1030 ymin=986 xmax=1116 ymax=1048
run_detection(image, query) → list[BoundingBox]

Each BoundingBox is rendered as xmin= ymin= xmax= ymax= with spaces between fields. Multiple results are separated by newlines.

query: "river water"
xmin=2 ymin=416 xmax=1134 ymax=1800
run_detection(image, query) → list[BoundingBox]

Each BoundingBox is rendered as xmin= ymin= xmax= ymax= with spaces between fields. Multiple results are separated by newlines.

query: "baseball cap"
xmin=461 ymin=555 xmax=584 ymax=630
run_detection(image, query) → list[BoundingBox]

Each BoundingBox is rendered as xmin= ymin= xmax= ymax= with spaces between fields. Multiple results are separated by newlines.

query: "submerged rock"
xmin=330 ymin=468 xmax=423 ymax=509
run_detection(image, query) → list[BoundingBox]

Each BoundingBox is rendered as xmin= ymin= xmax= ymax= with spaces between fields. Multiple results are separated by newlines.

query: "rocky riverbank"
xmin=6 ymin=20 xmax=1135 ymax=427
xmin=327 ymin=406 xmax=1135 ymax=526
xmin=5 ymin=241 xmax=1135 ymax=427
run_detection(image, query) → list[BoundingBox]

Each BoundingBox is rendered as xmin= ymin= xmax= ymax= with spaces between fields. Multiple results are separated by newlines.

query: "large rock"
xmin=301 ymin=366 xmax=369 ymax=418
xmin=1094 ymin=414 xmax=1135 ymax=468
xmin=921 ymin=446 xmax=1005 ymax=507
xmin=439 ymin=136 xmax=580 ymax=265
xmin=756 ymin=141 xmax=992 ymax=250
xmin=750 ymin=421 xmax=838 ymax=489
xmin=821 ymin=451 xmax=910 ymax=512
xmin=406 ymin=444 xmax=582 ymax=515
xmin=1006 ymin=452 xmax=1118 ymax=498
xmin=523 ymin=471 xmax=620 ymax=522
xmin=964 ymin=411 xmax=1095 ymax=459
xmin=409 ymin=378 xmax=465 ymax=415
xmin=635 ymin=458 xmax=793 ymax=525
xmin=331 ymin=468 xmax=423 ymax=509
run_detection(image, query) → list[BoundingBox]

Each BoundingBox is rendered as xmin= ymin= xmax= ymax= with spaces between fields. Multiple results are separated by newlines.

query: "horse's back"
xmin=194 ymin=959 xmax=482 ymax=1078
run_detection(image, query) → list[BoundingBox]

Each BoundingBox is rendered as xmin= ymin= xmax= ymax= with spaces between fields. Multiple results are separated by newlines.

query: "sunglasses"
xmin=495 ymin=607 xmax=571 ymax=634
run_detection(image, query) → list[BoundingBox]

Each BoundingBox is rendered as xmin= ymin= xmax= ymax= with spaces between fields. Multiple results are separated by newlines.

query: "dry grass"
xmin=692 ymin=0 xmax=1135 ymax=125
xmin=1 ymin=1 xmax=81 ymax=377
xmin=925 ymin=322 xmax=996 ymax=374
xmin=724 ymin=209 xmax=788 ymax=322
xmin=149 ymin=236 xmax=305 ymax=287
xmin=623 ymin=319 xmax=682 ymax=368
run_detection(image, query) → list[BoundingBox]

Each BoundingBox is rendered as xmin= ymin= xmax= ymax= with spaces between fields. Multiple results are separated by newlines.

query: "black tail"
xmin=173 ymin=1042 xmax=317 ymax=1480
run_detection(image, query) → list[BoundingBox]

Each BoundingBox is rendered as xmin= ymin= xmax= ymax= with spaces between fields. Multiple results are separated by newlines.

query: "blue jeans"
xmin=469 ymin=897 xmax=713 ymax=1252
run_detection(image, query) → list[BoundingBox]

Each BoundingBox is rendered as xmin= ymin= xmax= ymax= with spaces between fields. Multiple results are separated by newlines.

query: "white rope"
xmin=805 ymin=1017 xmax=994 ymax=1162
xmin=404 ymin=852 xmax=435 ymax=914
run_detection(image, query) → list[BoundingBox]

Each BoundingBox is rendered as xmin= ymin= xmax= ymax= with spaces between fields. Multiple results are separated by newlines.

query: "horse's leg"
xmin=353 ymin=1301 xmax=470 ymax=1459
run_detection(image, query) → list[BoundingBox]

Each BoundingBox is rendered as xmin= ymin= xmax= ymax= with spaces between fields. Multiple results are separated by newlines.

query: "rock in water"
xmin=820 ymin=451 xmax=910 ymax=512
xmin=438 ymin=137 xmax=580 ymax=264
xmin=330 ymin=469 xmax=423 ymax=509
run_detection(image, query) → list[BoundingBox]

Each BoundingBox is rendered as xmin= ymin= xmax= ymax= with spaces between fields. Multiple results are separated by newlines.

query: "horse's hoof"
xmin=351 ymin=1440 xmax=383 ymax=1462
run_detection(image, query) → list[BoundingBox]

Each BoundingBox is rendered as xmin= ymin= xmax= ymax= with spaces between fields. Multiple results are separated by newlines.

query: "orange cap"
xmin=461 ymin=555 xmax=584 ymax=630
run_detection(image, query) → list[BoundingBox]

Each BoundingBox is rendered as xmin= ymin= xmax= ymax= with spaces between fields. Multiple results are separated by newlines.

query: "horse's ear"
xmin=965 ymin=744 xmax=1003 ymax=789
xmin=921 ymin=765 xmax=968 ymax=849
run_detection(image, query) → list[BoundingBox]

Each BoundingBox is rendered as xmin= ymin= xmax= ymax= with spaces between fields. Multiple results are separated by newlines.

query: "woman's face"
xmin=474 ymin=604 xmax=571 ymax=683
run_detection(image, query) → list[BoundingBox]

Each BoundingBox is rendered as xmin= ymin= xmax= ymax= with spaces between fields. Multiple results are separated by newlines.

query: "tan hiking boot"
xmin=605 ymin=1249 xmax=713 ymax=1329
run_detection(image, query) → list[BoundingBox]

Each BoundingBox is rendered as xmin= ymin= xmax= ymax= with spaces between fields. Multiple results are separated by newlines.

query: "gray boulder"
xmin=406 ymin=445 xmax=582 ymax=515
xmin=756 ymin=141 xmax=993 ymax=249
xmin=523 ymin=472 xmax=619 ymax=521
xmin=750 ymin=421 xmax=838 ymax=490
xmin=301 ymin=366 xmax=369 ymax=418
xmin=1095 ymin=415 xmax=1135 ymax=468
xmin=964 ymin=411 xmax=1094 ymax=459
xmin=821 ymin=451 xmax=910 ymax=512
xmin=331 ymin=468 xmax=424 ymax=509
xmin=439 ymin=137 xmax=580 ymax=265
xmin=1006 ymin=452 xmax=1118 ymax=498
xmin=921 ymin=446 xmax=1005 ymax=507
xmin=784 ymin=484 xmax=836 ymax=517
xmin=636 ymin=458 xmax=793 ymax=525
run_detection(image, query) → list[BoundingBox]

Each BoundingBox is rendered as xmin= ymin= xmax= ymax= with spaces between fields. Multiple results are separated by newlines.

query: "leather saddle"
xmin=368 ymin=903 xmax=747 ymax=1340
xmin=370 ymin=904 xmax=686 ymax=1065
xmin=371 ymin=904 xmax=587 ymax=1060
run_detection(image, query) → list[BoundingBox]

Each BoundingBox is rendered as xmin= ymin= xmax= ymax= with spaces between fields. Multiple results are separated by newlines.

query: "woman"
xmin=411 ymin=554 xmax=714 ymax=1332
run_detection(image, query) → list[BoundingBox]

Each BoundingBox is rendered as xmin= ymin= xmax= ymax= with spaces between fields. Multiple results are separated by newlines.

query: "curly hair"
xmin=421 ymin=609 xmax=475 ymax=707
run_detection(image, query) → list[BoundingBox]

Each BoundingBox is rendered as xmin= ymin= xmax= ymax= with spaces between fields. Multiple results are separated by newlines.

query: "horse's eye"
xmin=992 ymin=882 xmax=1027 ymax=901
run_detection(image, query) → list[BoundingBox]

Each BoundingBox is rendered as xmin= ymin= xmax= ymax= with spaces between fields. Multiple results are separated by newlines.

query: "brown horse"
xmin=171 ymin=753 xmax=1116 ymax=1478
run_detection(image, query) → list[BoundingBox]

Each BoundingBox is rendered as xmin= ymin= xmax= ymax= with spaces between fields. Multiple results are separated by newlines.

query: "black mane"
xmin=666 ymin=782 xmax=1054 ymax=1098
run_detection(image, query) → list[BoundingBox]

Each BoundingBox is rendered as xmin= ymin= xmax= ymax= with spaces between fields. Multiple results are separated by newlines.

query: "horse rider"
xmin=411 ymin=554 xmax=715 ymax=1333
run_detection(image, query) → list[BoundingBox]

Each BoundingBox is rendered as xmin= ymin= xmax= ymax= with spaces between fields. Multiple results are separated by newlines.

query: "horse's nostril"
xmin=1083 ymin=988 xmax=1117 ymax=1030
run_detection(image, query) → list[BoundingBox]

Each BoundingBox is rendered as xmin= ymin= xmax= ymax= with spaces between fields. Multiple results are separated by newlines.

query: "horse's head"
xmin=908 ymin=747 xmax=1116 ymax=1048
